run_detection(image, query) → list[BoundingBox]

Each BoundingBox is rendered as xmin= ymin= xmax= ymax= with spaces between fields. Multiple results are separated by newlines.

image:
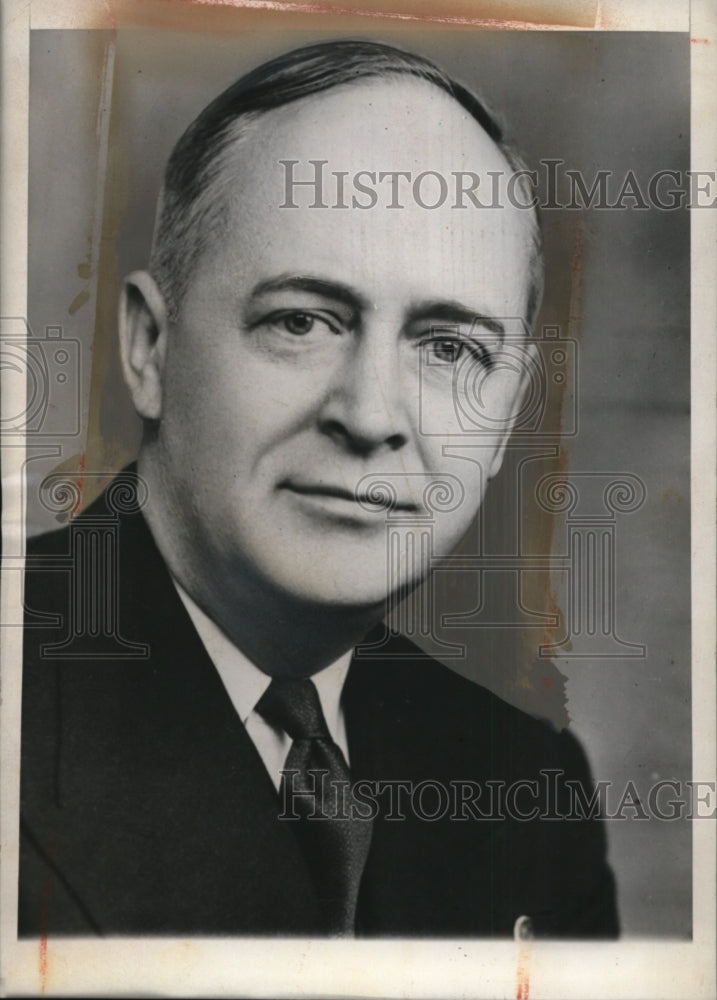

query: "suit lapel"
xmin=342 ymin=642 xmax=503 ymax=936
xmin=23 ymin=503 xmax=324 ymax=935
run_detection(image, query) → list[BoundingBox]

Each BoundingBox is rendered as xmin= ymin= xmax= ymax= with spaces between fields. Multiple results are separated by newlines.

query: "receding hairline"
xmin=149 ymin=41 xmax=544 ymax=326
xmin=179 ymin=71 xmax=526 ymax=198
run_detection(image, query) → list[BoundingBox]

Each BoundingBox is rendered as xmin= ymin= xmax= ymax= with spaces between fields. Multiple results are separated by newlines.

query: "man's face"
xmin=148 ymin=78 xmax=535 ymax=609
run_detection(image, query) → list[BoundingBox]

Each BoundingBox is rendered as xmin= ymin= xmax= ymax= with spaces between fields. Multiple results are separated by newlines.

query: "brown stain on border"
xmin=38 ymin=934 xmax=48 ymax=993
xmin=57 ymin=0 xmax=598 ymax=32
xmin=515 ymin=939 xmax=532 ymax=998
xmin=38 ymin=849 xmax=54 ymax=993
xmin=167 ymin=0 xmax=592 ymax=31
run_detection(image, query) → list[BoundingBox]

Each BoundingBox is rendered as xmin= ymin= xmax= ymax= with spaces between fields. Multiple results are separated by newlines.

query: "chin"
xmin=279 ymin=576 xmax=392 ymax=613
xmin=271 ymin=558 xmax=431 ymax=616
xmin=251 ymin=559 xmax=388 ymax=612
xmin=235 ymin=530 xmax=433 ymax=612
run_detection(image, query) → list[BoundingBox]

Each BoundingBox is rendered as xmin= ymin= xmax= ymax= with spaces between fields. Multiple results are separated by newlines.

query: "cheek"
xmin=457 ymin=367 xmax=525 ymax=432
xmin=413 ymin=442 xmax=489 ymax=522
xmin=425 ymin=487 xmax=485 ymax=562
xmin=415 ymin=428 xmax=506 ymax=557
xmin=417 ymin=360 xmax=526 ymax=442
xmin=164 ymin=343 xmax=310 ymax=448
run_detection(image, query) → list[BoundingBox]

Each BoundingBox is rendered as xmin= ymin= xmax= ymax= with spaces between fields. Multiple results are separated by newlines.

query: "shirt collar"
xmin=173 ymin=581 xmax=352 ymax=728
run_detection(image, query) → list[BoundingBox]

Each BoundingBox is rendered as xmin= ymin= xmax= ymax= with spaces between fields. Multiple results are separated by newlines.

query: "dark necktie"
xmin=256 ymin=677 xmax=373 ymax=935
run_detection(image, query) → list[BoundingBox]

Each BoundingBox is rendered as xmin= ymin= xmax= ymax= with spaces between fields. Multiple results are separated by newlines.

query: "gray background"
xmin=26 ymin=23 xmax=690 ymax=937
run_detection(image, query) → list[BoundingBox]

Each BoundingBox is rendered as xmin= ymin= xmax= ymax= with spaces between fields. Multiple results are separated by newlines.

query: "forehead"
xmin=196 ymin=77 xmax=533 ymax=316
xmin=251 ymin=75 xmax=507 ymax=167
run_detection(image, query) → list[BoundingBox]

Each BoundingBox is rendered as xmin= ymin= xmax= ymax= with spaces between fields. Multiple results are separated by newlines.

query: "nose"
xmin=317 ymin=326 xmax=410 ymax=456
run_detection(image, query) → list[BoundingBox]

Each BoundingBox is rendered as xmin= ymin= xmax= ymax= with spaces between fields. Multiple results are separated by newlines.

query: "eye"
xmin=260 ymin=310 xmax=342 ymax=338
xmin=427 ymin=338 xmax=465 ymax=364
xmin=282 ymin=311 xmax=317 ymax=336
xmin=420 ymin=331 xmax=493 ymax=370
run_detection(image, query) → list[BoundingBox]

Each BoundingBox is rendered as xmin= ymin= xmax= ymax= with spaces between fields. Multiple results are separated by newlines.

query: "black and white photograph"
xmin=1 ymin=0 xmax=714 ymax=996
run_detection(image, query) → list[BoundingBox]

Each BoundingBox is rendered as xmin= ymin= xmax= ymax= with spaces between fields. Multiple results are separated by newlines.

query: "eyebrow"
xmin=248 ymin=275 xmax=505 ymax=341
xmin=249 ymin=274 xmax=369 ymax=314
xmin=406 ymin=301 xmax=505 ymax=341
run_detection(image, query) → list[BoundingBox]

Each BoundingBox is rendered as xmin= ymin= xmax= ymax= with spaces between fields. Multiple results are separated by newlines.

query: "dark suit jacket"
xmin=19 ymin=478 xmax=619 ymax=938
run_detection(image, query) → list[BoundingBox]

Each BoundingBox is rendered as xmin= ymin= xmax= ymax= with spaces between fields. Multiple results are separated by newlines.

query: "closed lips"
xmin=280 ymin=481 xmax=417 ymax=511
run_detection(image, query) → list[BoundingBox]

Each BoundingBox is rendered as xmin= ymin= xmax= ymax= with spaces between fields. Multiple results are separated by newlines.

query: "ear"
xmin=486 ymin=341 xmax=538 ymax=479
xmin=118 ymin=271 xmax=170 ymax=421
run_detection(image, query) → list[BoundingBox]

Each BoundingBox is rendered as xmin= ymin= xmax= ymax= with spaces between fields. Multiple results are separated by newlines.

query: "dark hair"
xmin=149 ymin=39 xmax=543 ymax=324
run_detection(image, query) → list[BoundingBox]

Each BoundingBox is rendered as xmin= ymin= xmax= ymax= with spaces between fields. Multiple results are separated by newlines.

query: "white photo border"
xmin=1 ymin=1 xmax=714 ymax=997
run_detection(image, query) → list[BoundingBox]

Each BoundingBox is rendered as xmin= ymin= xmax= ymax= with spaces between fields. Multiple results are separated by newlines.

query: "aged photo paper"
xmin=1 ymin=0 xmax=715 ymax=996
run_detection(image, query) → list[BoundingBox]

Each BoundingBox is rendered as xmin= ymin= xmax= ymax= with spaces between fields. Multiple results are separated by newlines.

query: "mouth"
xmin=280 ymin=481 xmax=418 ymax=513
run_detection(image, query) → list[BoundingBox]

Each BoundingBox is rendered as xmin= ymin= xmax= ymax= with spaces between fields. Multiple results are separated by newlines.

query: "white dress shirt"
xmin=174 ymin=583 xmax=352 ymax=790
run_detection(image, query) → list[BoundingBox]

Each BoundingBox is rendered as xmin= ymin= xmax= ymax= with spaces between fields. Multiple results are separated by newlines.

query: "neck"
xmin=207 ymin=588 xmax=383 ymax=679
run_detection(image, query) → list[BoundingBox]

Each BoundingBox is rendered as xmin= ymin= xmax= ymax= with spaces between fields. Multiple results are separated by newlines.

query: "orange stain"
xmin=38 ymin=935 xmax=48 ymax=993
xmin=72 ymin=452 xmax=87 ymax=517
xmin=516 ymin=950 xmax=531 ymax=999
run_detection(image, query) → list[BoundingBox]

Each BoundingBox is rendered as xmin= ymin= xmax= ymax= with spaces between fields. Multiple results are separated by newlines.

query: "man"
xmin=19 ymin=40 xmax=618 ymax=938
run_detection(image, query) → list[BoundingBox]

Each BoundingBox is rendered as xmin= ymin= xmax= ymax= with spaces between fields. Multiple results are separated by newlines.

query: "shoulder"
xmin=347 ymin=631 xmax=592 ymax=784
xmin=22 ymin=477 xmax=179 ymax=731
xmin=24 ymin=469 xmax=163 ymax=620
